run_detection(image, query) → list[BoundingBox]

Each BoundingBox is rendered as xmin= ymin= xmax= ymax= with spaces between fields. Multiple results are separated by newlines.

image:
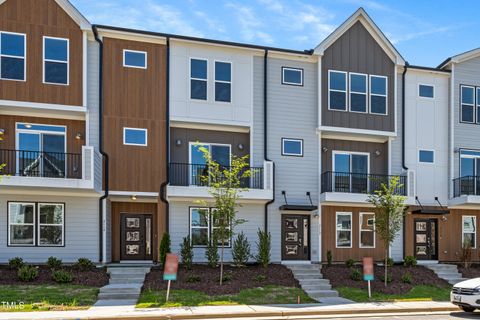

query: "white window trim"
xmin=190 ymin=207 xmax=210 ymax=247
xmin=477 ymin=87 xmax=480 ymax=124
xmin=123 ymin=49 xmax=147 ymax=69
xmin=369 ymin=74 xmax=388 ymax=115
xmin=0 ymin=31 xmax=27 ymax=82
xmin=462 ymin=215 xmax=477 ymax=249
xmin=418 ymin=83 xmax=435 ymax=99
xmin=349 ymin=72 xmax=368 ymax=113
xmin=359 ymin=212 xmax=375 ymax=248
xmin=332 ymin=150 xmax=370 ymax=174
xmin=282 ymin=67 xmax=303 ymax=86
xmin=43 ymin=36 xmax=69 ymax=86
xmin=123 ymin=127 xmax=148 ymax=146
xmin=418 ymin=149 xmax=435 ymax=164
xmin=214 ymin=60 xmax=232 ymax=103
xmin=328 ymin=70 xmax=348 ymax=112
xmin=335 ymin=212 xmax=352 ymax=248
xmin=281 ymin=138 xmax=303 ymax=157
xmin=189 ymin=57 xmax=208 ymax=101
xmin=8 ymin=202 xmax=36 ymax=246
xmin=37 ymin=203 xmax=65 ymax=247
xmin=460 ymin=85 xmax=475 ymax=124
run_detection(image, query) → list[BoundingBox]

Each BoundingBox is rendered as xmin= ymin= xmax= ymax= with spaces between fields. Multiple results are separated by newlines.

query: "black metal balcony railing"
xmin=321 ymin=171 xmax=407 ymax=196
xmin=453 ymin=176 xmax=480 ymax=198
xmin=0 ymin=149 xmax=82 ymax=179
xmin=169 ymin=163 xmax=264 ymax=189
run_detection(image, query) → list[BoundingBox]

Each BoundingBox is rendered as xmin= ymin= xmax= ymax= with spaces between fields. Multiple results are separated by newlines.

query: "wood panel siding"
xmin=170 ymin=128 xmax=250 ymax=163
xmin=321 ymin=138 xmax=388 ymax=174
xmin=321 ymin=206 xmax=385 ymax=262
xmin=405 ymin=209 xmax=480 ymax=262
xmin=102 ymin=37 xmax=167 ymax=192
xmin=0 ymin=0 xmax=83 ymax=106
xmin=321 ymin=21 xmax=395 ymax=132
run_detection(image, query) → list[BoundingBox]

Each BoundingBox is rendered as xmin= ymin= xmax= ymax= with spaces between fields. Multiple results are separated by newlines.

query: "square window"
xmin=123 ymin=50 xmax=147 ymax=69
xmin=43 ymin=37 xmax=68 ymax=85
xmin=419 ymin=84 xmax=434 ymax=98
xmin=282 ymin=138 xmax=303 ymax=156
xmin=123 ymin=128 xmax=147 ymax=146
xmin=1 ymin=32 xmax=26 ymax=81
xmin=419 ymin=150 xmax=434 ymax=163
xmin=282 ymin=67 xmax=303 ymax=86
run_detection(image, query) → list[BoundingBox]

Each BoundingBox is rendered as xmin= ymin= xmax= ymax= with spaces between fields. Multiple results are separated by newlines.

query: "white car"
xmin=451 ymin=278 xmax=480 ymax=312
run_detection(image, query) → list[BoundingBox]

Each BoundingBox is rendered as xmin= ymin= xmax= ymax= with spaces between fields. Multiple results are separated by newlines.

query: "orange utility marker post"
xmin=163 ymin=254 xmax=179 ymax=302
xmin=363 ymin=257 xmax=374 ymax=299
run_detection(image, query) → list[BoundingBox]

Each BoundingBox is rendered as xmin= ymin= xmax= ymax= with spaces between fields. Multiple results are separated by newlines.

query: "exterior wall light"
xmin=131 ymin=195 xmax=137 ymax=201
xmin=75 ymin=132 xmax=83 ymax=140
xmin=238 ymin=143 xmax=244 ymax=150
xmin=175 ymin=139 xmax=182 ymax=146
xmin=322 ymin=147 xmax=328 ymax=153
xmin=375 ymin=150 xmax=381 ymax=156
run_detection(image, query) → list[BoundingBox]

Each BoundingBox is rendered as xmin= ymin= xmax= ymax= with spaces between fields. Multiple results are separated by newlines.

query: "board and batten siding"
xmin=266 ymin=57 xmax=319 ymax=262
xmin=0 ymin=195 xmax=99 ymax=263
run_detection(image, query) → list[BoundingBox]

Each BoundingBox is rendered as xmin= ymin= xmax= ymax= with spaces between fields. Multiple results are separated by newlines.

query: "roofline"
xmin=437 ymin=47 xmax=480 ymax=69
xmin=437 ymin=57 xmax=451 ymax=69
xmin=407 ymin=64 xmax=451 ymax=74
xmin=93 ymin=24 xmax=314 ymax=56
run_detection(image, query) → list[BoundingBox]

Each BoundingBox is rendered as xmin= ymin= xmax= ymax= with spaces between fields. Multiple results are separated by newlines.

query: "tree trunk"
xmin=220 ymin=227 xmax=225 ymax=285
xmin=384 ymin=248 xmax=388 ymax=287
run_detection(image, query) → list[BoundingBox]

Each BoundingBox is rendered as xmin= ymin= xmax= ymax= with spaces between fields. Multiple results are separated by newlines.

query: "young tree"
xmin=367 ymin=176 xmax=407 ymax=287
xmin=198 ymin=145 xmax=251 ymax=285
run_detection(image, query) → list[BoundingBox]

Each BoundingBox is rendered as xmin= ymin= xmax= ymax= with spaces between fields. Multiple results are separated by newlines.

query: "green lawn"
xmin=336 ymin=285 xmax=451 ymax=303
xmin=137 ymin=285 xmax=316 ymax=308
xmin=0 ymin=285 xmax=100 ymax=312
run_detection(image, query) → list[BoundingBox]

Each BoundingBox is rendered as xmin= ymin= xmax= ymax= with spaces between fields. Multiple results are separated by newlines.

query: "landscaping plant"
xmin=205 ymin=235 xmax=219 ymax=268
xmin=47 ymin=256 xmax=63 ymax=270
xmin=387 ymin=257 xmax=394 ymax=268
xmin=255 ymin=229 xmax=271 ymax=268
xmin=8 ymin=257 xmax=24 ymax=270
xmin=346 ymin=258 xmax=356 ymax=268
xmin=350 ymin=268 xmax=361 ymax=281
xmin=404 ymin=255 xmax=417 ymax=267
xmin=74 ymin=258 xmax=95 ymax=271
xmin=159 ymin=233 xmax=171 ymax=265
xmin=18 ymin=265 xmax=38 ymax=282
xmin=327 ymin=250 xmax=333 ymax=266
xmin=367 ymin=176 xmax=407 ymax=286
xmin=402 ymin=271 xmax=412 ymax=284
xmin=462 ymin=239 xmax=473 ymax=269
xmin=52 ymin=269 xmax=73 ymax=283
xmin=186 ymin=274 xmax=201 ymax=283
xmin=232 ymin=232 xmax=250 ymax=267
xmin=180 ymin=236 xmax=194 ymax=270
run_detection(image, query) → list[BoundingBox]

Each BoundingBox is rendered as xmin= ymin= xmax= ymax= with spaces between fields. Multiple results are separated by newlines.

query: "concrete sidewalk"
xmin=0 ymin=301 xmax=460 ymax=319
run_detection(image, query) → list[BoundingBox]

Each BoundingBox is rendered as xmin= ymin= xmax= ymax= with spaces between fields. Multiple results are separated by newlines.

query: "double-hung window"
xmin=477 ymin=88 xmax=480 ymax=124
xmin=370 ymin=75 xmax=387 ymax=115
xmin=328 ymin=70 xmax=347 ymax=111
xmin=349 ymin=73 xmax=367 ymax=113
xmin=336 ymin=212 xmax=352 ymax=248
xmin=0 ymin=31 xmax=26 ymax=81
xmin=215 ymin=61 xmax=231 ymax=102
xmin=190 ymin=58 xmax=207 ymax=100
xmin=461 ymin=85 xmax=475 ymax=123
xmin=359 ymin=212 xmax=375 ymax=248
xmin=43 ymin=37 xmax=68 ymax=85
xmin=190 ymin=208 xmax=231 ymax=247
xmin=463 ymin=215 xmax=476 ymax=248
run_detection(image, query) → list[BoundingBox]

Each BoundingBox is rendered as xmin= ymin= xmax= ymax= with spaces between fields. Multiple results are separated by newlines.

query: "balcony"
xmin=450 ymin=176 xmax=480 ymax=206
xmin=0 ymin=147 xmax=101 ymax=192
xmin=167 ymin=161 xmax=274 ymax=202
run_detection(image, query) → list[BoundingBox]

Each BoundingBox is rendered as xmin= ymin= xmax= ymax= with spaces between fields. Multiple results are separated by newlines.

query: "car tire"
xmin=460 ymin=306 xmax=476 ymax=313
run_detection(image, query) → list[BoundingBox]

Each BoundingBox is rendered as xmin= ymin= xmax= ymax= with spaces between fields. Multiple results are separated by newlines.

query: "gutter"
xmin=159 ymin=37 xmax=170 ymax=233
xmin=93 ymin=26 xmax=108 ymax=263
xmin=401 ymin=63 xmax=408 ymax=260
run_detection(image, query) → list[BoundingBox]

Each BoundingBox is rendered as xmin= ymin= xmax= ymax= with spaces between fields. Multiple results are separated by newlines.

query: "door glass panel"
xmin=211 ymin=145 xmax=230 ymax=167
xmin=303 ymin=218 xmax=308 ymax=247
xmin=351 ymin=154 xmax=368 ymax=193
xmin=416 ymin=246 xmax=427 ymax=255
xmin=126 ymin=231 xmax=140 ymax=241
xmin=285 ymin=218 xmax=298 ymax=229
xmin=334 ymin=153 xmax=350 ymax=192
xmin=145 ymin=218 xmax=151 ymax=255
xmin=416 ymin=234 xmax=426 ymax=243
xmin=285 ymin=245 xmax=298 ymax=255
xmin=430 ymin=222 xmax=436 ymax=256
xmin=126 ymin=245 xmax=139 ymax=255
xmin=18 ymin=133 xmax=40 ymax=176
xmin=126 ymin=218 xmax=140 ymax=228
xmin=190 ymin=144 xmax=208 ymax=185
xmin=416 ymin=222 xmax=427 ymax=231
xmin=285 ymin=232 xmax=298 ymax=241
xmin=42 ymin=134 xmax=65 ymax=178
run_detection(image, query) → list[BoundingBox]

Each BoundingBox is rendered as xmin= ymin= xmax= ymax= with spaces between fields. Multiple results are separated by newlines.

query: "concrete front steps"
xmin=423 ymin=263 xmax=467 ymax=285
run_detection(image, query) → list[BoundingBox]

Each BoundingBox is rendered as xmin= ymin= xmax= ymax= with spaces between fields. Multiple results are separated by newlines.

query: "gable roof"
xmin=314 ymin=8 xmax=405 ymax=66
xmin=437 ymin=47 xmax=480 ymax=69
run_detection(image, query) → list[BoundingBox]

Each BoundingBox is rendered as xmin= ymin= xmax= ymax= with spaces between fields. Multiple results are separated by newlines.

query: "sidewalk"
xmin=0 ymin=301 xmax=460 ymax=320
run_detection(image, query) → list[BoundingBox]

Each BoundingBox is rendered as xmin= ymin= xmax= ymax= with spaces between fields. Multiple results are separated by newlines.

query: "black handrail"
xmin=0 ymin=149 xmax=82 ymax=179
xmin=169 ymin=163 xmax=264 ymax=189
xmin=321 ymin=171 xmax=407 ymax=195
xmin=453 ymin=176 xmax=480 ymax=198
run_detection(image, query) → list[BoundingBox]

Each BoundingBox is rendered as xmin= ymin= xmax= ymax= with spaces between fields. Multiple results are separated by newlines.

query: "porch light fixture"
xmin=175 ymin=139 xmax=182 ymax=146
xmin=131 ymin=195 xmax=137 ymax=201
xmin=322 ymin=147 xmax=328 ymax=153
xmin=238 ymin=143 xmax=244 ymax=150
xmin=75 ymin=132 xmax=83 ymax=140
xmin=441 ymin=215 xmax=447 ymax=222
xmin=375 ymin=150 xmax=381 ymax=156
xmin=25 ymin=123 xmax=32 ymax=128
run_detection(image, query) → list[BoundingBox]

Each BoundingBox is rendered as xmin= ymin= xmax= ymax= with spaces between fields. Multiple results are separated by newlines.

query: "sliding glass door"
xmin=333 ymin=152 xmax=369 ymax=193
xmin=189 ymin=143 xmax=231 ymax=186
xmin=460 ymin=150 xmax=480 ymax=195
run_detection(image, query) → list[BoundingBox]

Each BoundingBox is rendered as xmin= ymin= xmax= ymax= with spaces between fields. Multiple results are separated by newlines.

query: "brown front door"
xmin=281 ymin=215 xmax=310 ymax=260
xmin=120 ymin=213 xmax=153 ymax=261
xmin=414 ymin=218 xmax=438 ymax=260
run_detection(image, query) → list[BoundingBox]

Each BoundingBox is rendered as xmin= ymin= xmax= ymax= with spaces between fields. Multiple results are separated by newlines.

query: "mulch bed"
xmin=0 ymin=265 xmax=109 ymax=287
xmin=322 ymin=264 xmax=449 ymax=295
xmin=459 ymin=264 xmax=480 ymax=278
xmin=143 ymin=264 xmax=299 ymax=296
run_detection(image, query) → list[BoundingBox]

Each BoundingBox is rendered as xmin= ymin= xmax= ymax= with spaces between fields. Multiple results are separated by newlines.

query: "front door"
xmin=414 ymin=218 xmax=438 ymax=260
xmin=120 ymin=213 xmax=153 ymax=261
xmin=281 ymin=215 xmax=310 ymax=260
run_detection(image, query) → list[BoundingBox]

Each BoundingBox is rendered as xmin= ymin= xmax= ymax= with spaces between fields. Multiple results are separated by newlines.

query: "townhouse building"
xmin=1 ymin=0 xmax=480 ymax=265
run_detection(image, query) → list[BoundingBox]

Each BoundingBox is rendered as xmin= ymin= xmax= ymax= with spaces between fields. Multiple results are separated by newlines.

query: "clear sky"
xmin=71 ymin=0 xmax=479 ymax=67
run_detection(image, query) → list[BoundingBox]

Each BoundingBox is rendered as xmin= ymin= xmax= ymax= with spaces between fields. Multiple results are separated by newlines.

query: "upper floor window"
xmin=43 ymin=37 xmax=68 ymax=85
xmin=123 ymin=127 xmax=147 ymax=146
xmin=461 ymin=85 xmax=475 ymax=123
xmin=190 ymin=58 xmax=207 ymax=100
xmin=123 ymin=49 xmax=147 ymax=69
xmin=477 ymin=88 xmax=480 ymax=123
xmin=418 ymin=150 xmax=434 ymax=163
xmin=282 ymin=138 xmax=303 ymax=157
xmin=370 ymin=75 xmax=387 ymax=115
xmin=0 ymin=31 xmax=26 ymax=81
xmin=460 ymin=150 xmax=480 ymax=178
xmin=419 ymin=84 xmax=434 ymax=98
xmin=215 ymin=61 xmax=231 ymax=102
xmin=282 ymin=67 xmax=303 ymax=86
xmin=328 ymin=70 xmax=347 ymax=111
xmin=349 ymin=73 xmax=367 ymax=113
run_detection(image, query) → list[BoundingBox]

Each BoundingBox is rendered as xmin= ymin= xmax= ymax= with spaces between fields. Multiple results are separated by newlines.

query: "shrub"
xmin=255 ymin=229 xmax=271 ymax=268
xmin=462 ymin=239 xmax=473 ymax=269
xmin=8 ymin=257 xmax=24 ymax=270
xmin=186 ymin=274 xmax=201 ymax=283
xmin=327 ymin=250 xmax=333 ymax=266
xmin=18 ymin=265 xmax=38 ymax=282
xmin=205 ymin=236 xmax=219 ymax=268
xmin=387 ymin=257 xmax=394 ymax=268
xmin=47 ymin=256 xmax=62 ymax=270
xmin=74 ymin=258 xmax=95 ymax=271
xmin=402 ymin=271 xmax=412 ymax=284
xmin=222 ymin=271 xmax=233 ymax=283
xmin=253 ymin=274 xmax=267 ymax=282
xmin=350 ymin=268 xmax=361 ymax=281
xmin=403 ymin=255 xmax=417 ymax=267
xmin=232 ymin=232 xmax=250 ymax=267
xmin=159 ymin=233 xmax=171 ymax=266
xmin=381 ymin=273 xmax=392 ymax=283
xmin=180 ymin=236 xmax=193 ymax=270
xmin=346 ymin=259 xmax=356 ymax=268
xmin=52 ymin=269 xmax=73 ymax=283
